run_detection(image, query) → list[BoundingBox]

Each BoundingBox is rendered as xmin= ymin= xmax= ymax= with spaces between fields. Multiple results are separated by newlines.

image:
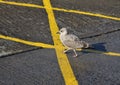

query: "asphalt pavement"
xmin=0 ymin=0 xmax=120 ymax=85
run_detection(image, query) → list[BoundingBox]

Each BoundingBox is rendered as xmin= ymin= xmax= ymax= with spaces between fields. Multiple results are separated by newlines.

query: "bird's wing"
xmin=63 ymin=34 xmax=89 ymax=48
xmin=63 ymin=34 xmax=81 ymax=48
xmin=63 ymin=39 xmax=89 ymax=48
xmin=66 ymin=34 xmax=80 ymax=41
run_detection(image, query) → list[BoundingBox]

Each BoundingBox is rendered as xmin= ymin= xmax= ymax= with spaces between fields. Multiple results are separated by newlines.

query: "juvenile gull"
xmin=57 ymin=27 xmax=89 ymax=57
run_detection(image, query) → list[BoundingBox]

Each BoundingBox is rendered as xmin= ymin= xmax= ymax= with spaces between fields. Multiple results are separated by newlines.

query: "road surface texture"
xmin=0 ymin=0 xmax=120 ymax=85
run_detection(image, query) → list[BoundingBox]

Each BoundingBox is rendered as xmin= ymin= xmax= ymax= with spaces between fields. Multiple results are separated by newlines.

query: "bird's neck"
xmin=62 ymin=31 xmax=67 ymax=36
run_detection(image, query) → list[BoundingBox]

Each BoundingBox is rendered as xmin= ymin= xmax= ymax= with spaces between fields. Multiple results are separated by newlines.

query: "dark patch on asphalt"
xmin=82 ymin=42 xmax=107 ymax=53
xmin=90 ymin=42 xmax=107 ymax=52
xmin=0 ymin=49 xmax=65 ymax=85
xmin=51 ymin=0 xmax=120 ymax=17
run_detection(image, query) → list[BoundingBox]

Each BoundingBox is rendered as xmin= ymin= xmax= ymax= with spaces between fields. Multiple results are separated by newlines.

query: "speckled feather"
xmin=60 ymin=28 xmax=89 ymax=49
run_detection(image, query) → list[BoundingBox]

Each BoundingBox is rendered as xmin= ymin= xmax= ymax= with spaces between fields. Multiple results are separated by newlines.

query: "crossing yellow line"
xmin=43 ymin=0 xmax=78 ymax=85
xmin=0 ymin=0 xmax=120 ymax=21
xmin=0 ymin=34 xmax=54 ymax=48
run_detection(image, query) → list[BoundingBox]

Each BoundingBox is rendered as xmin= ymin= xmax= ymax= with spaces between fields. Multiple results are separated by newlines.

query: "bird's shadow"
xmin=81 ymin=42 xmax=107 ymax=54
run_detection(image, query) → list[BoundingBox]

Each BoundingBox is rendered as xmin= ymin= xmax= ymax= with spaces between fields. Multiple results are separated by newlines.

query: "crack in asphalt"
xmin=0 ymin=47 xmax=41 ymax=58
xmin=80 ymin=28 xmax=120 ymax=39
xmin=57 ymin=19 xmax=120 ymax=39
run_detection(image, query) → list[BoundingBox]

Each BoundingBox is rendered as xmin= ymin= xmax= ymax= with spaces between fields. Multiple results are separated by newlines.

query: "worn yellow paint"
xmin=43 ymin=0 xmax=78 ymax=85
xmin=77 ymin=49 xmax=120 ymax=57
xmin=0 ymin=34 xmax=54 ymax=48
xmin=103 ymin=52 xmax=120 ymax=56
xmin=0 ymin=0 xmax=120 ymax=21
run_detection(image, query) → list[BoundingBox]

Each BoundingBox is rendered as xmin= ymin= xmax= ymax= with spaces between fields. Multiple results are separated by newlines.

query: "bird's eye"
xmin=60 ymin=30 xmax=63 ymax=32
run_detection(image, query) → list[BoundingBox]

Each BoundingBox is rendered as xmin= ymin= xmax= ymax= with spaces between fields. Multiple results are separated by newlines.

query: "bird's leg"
xmin=73 ymin=49 xmax=78 ymax=57
xmin=64 ymin=48 xmax=72 ymax=53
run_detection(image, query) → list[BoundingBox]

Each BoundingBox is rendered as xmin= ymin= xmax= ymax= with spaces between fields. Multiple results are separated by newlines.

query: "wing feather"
xmin=63 ymin=34 xmax=89 ymax=48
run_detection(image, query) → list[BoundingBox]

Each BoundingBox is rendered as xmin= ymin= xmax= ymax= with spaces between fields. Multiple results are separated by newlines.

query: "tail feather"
xmin=83 ymin=42 xmax=89 ymax=48
xmin=84 ymin=44 xmax=95 ymax=49
xmin=82 ymin=41 xmax=95 ymax=49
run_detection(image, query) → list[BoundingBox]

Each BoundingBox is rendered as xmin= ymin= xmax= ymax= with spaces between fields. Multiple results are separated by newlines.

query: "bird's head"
xmin=57 ymin=28 xmax=68 ymax=35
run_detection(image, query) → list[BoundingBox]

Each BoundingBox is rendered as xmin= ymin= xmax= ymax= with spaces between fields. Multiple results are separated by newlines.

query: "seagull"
xmin=57 ymin=27 xmax=89 ymax=57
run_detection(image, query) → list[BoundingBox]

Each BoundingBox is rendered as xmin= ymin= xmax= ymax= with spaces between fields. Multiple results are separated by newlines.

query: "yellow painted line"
xmin=0 ymin=34 xmax=54 ymax=48
xmin=53 ymin=7 xmax=120 ymax=21
xmin=43 ymin=0 xmax=78 ymax=85
xmin=103 ymin=52 xmax=120 ymax=56
xmin=0 ymin=1 xmax=120 ymax=21
xmin=0 ymin=0 xmax=45 ymax=8
xmin=77 ymin=49 xmax=120 ymax=57
xmin=0 ymin=33 xmax=119 ymax=57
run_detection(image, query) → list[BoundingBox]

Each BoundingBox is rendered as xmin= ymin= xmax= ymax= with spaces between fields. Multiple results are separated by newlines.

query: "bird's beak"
xmin=56 ymin=31 xmax=60 ymax=34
